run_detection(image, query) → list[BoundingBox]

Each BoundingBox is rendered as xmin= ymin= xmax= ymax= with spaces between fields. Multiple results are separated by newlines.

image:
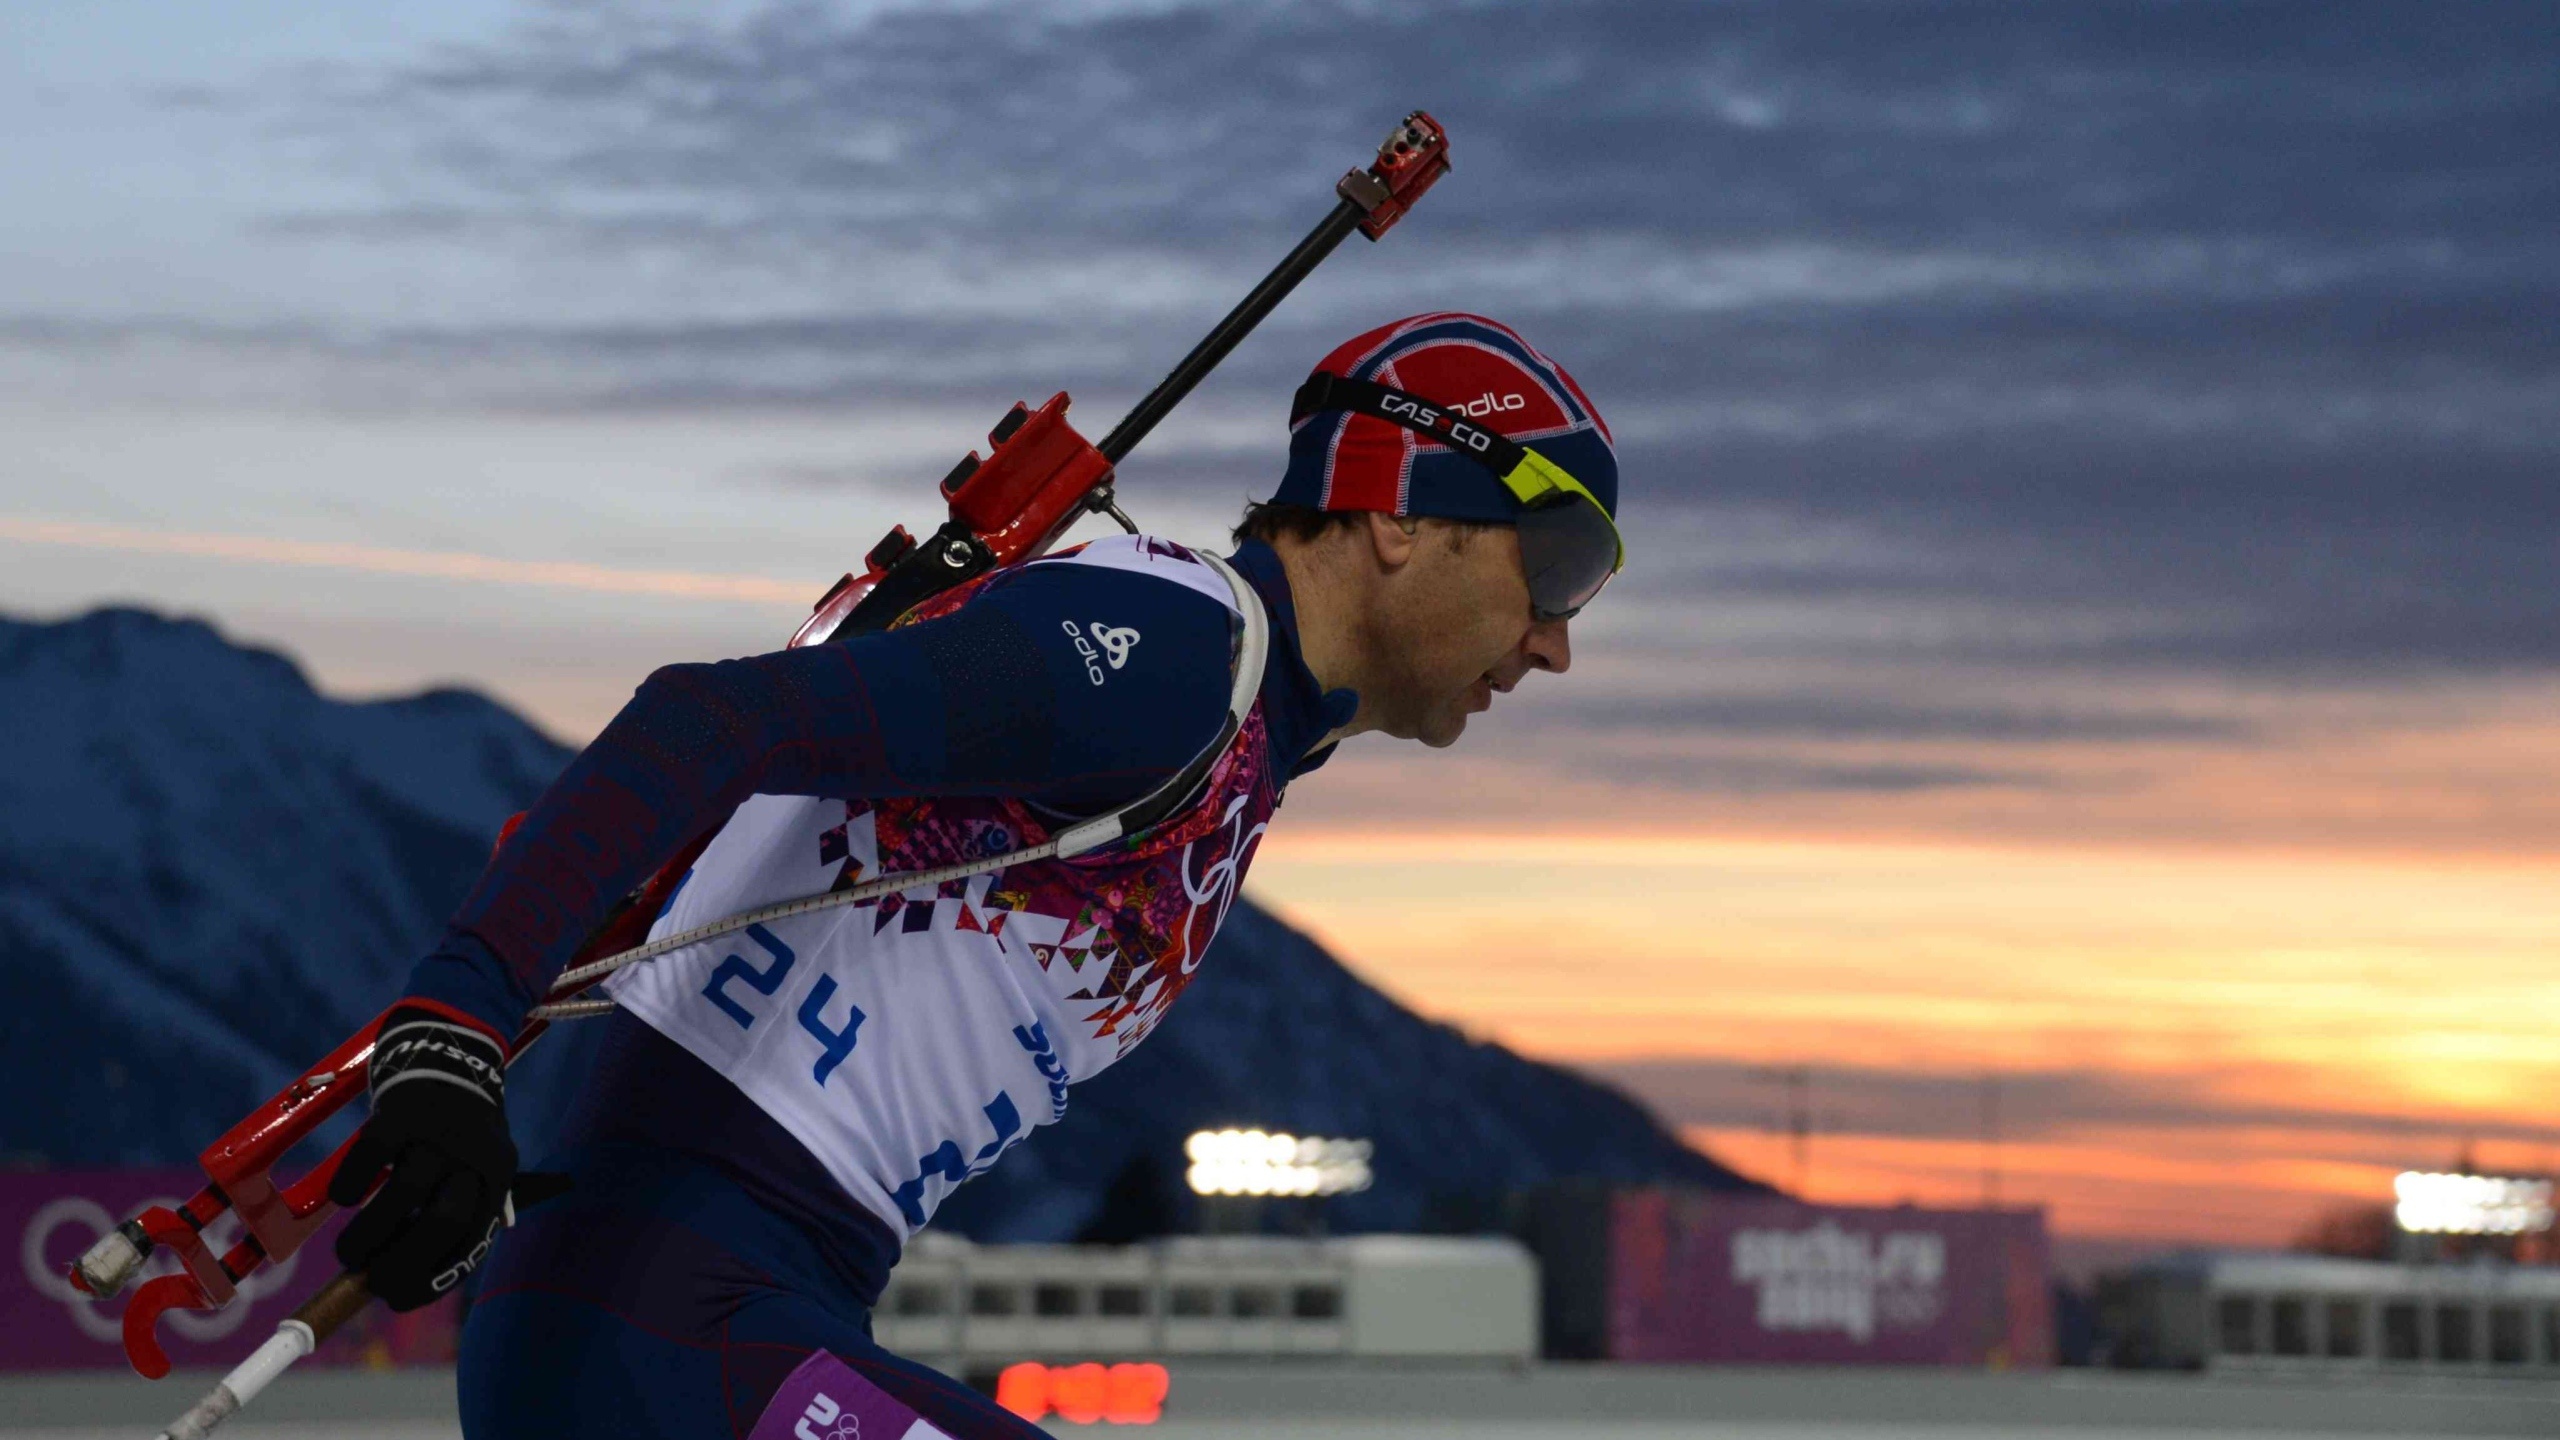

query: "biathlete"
xmin=328 ymin=312 xmax=1626 ymax=1438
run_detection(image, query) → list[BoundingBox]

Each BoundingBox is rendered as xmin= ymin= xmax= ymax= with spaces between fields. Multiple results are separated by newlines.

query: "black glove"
xmin=329 ymin=1005 xmax=516 ymax=1311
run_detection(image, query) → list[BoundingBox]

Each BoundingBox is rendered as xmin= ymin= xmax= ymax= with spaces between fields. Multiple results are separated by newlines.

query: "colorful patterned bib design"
xmin=607 ymin=536 xmax=1278 ymax=1239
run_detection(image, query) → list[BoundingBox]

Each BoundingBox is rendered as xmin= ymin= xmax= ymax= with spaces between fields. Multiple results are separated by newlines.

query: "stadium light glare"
xmin=2393 ymin=1171 xmax=2555 ymax=1235
xmin=1182 ymin=1128 xmax=1373 ymax=1197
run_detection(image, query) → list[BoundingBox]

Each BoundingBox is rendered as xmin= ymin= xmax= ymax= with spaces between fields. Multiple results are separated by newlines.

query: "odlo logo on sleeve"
xmin=1058 ymin=620 xmax=1140 ymax=684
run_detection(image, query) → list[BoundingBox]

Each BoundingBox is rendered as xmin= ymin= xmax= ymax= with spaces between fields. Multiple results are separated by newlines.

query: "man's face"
xmin=1365 ymin=520 xmax=1574 ymax=748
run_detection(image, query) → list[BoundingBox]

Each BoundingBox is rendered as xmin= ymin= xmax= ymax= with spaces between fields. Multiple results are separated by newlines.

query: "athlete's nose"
xmin=1523 ymin=616 xmax=1572 ymax=676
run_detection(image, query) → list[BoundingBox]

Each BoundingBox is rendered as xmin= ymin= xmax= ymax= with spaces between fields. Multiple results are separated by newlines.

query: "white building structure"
xmin=2108 ymin=1251 xmax=2560 ymax=1373
xmin=869 ymin=1233 xmax=1538 ymax=1366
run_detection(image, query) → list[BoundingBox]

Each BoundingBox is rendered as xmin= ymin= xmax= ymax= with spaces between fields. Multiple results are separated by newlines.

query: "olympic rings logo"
xmin=1175 ymin=793 xmax=1265 ymax=976
xmin=19 ymin=1195 xmax=302 ymax=1345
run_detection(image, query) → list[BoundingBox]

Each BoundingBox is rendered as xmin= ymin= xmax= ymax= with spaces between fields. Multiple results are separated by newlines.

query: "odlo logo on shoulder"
xmin=1060 ymin=620 xmax=1140 ymax=685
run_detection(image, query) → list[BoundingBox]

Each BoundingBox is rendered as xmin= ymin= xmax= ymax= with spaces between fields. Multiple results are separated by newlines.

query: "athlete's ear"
xmin=1362 ymin=510 xmax=1421 ymax=573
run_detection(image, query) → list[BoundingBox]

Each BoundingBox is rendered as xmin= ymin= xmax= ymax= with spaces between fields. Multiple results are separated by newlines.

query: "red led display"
xmin=994 ymin=1361 xmax=1169 ymax=1425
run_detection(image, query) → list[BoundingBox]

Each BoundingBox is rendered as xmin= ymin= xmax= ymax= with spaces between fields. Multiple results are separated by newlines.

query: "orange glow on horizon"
xmin=1677 ymin=1122 xmax=2522 ymax=1247
xmin=1243 ymin=825 xmax=2560 ymax=1246
xmin=0 ymin=514 xmax=811 ymax=607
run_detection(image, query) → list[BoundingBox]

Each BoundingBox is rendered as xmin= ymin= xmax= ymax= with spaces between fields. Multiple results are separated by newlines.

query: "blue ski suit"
xmin=409 ymin=537 xmax=1352 ymax=1438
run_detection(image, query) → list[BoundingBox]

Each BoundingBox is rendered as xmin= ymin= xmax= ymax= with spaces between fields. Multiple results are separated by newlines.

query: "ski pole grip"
xmin=291 ymin=1271 xmax=374 ymax=1345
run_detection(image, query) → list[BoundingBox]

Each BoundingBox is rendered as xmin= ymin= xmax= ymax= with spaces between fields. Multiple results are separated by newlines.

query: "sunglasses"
xmin=1291 ymin=374 xmax=1624 ymax=621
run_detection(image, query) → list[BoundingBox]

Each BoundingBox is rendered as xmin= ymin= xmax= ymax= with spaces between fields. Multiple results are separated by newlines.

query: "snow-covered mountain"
xmin=0 ymin=608 xmax=565 ymax=1168
xmin=0 ymin=606 xmax=1747 ymax=1232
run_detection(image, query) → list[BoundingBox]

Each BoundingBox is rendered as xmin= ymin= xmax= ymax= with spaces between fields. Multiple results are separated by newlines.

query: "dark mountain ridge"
xmin=0 ymin=606 xmax=1749 ymax=1232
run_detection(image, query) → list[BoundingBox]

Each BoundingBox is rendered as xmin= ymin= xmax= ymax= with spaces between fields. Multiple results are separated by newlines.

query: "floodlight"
xmin=1182 ymin=1128 xmax=1373 ymax=1196
xmin=2393 ymin=1171 xmax=2556 ymax=1235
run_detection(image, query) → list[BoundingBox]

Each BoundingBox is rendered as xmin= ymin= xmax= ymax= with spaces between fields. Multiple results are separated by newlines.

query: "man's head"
xmin=1237 ymin=313 xmax=1620 ymax=748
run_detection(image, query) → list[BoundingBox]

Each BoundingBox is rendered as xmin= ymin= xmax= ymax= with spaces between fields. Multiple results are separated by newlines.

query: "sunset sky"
xmin=4 ymin=1 xmax=2555 ymax=1251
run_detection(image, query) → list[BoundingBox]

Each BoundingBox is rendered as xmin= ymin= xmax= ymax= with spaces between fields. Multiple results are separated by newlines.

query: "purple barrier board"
xmin=1609 ymin=1191 xmax=2053 ymax=1366
xmin=6 ymin=1168 xmax=456 ymax=1372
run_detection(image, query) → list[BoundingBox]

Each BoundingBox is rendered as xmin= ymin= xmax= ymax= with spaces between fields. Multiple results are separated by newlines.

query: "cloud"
xmin=1535 ymin=692 xmax=2254 ymax=744
xmin=284 ymin=2 xmax=2559 ymax=252
xmin=10 ymin=0 xmax=2555 ymax=698
xmin=0 ymin=515 xmax=808 ymax=606
xmin=1566 ymin=752 xmax=2049 ymax=796
xmin=1591 ymin=1054 xmax=2560 ymax=1153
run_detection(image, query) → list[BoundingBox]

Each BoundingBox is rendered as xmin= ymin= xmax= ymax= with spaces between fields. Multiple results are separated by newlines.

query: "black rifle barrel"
xmin=1095 ymin=196 xmax=1368 ymax=465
